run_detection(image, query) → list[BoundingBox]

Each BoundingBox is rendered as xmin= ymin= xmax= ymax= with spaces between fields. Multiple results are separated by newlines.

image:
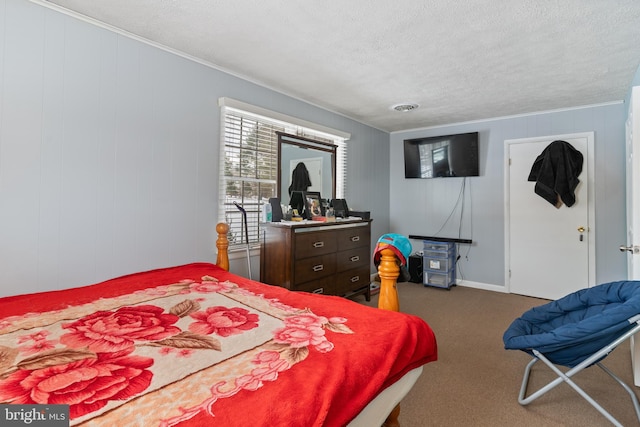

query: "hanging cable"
xmin=457 ymin=178 xmax=466 ymax=239
xmin=457 ymin=177 xmax=475 ymax=281
xmin=433 ymin=179 xmax=466 ymax=237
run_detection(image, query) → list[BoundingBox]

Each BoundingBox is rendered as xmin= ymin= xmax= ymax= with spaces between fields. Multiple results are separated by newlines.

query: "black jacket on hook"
xmin=528 ymin=140 xmax=583 ymax=208
xmin=288 ymin=162 xmax=312 ymax=195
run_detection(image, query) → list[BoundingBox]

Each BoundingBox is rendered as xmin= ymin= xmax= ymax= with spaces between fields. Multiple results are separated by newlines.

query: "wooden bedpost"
xmin=377 ymin=246 xmax=402 ymax=427
xmin=377 ymin=246 xmax=400 ymax=312
xmin=216 ymin=223 xmax=230 ymax=271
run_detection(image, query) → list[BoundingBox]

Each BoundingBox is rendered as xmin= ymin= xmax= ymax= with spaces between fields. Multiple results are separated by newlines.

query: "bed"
xmin=0 ymin=223 xmax=437 ymax=426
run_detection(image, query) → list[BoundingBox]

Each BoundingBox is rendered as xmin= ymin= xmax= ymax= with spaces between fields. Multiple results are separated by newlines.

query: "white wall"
xmin=390 ymin=102 xmax=627 ymax=289
xmin=0 ymin=0 xmax=390 ymax=296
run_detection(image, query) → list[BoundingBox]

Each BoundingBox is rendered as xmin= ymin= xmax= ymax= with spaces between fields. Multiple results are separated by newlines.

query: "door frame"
xmin=626 ymin=86 xmax=640 ymax=279
xmin=625 ymin=86 xmax=640 ymax=386
xmin=503 ymin=132 xmax=596 ymax=295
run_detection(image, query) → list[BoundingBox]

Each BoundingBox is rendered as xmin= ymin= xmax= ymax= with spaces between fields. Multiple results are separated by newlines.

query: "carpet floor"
xmin=359 ymin=282 xmax=640 ymax=427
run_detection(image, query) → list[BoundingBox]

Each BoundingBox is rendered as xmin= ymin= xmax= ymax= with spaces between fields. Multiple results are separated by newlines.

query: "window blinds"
xmin=218 ymin=98 xmax=348 ymax=247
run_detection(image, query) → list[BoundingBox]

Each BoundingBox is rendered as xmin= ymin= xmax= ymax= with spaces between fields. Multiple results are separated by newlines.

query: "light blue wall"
xmin=0 ymin=0 xmax=389 ymax=296
xmin=390 ymin=103 xmax=627 ymax=289
xmin=1 ymin=0 xmax=636 ymax=297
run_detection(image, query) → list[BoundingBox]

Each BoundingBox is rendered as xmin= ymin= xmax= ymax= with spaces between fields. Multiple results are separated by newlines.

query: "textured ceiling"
xmin=44 ymin=0 xmax=640 ymax=132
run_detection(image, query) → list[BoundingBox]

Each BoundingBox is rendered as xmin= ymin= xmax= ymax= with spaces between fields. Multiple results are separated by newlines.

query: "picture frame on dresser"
xmin=302 ymin=191 xmax=323 ymax=218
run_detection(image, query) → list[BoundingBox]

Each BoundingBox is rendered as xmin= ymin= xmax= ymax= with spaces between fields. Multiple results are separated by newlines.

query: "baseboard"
xmin=371 ymin=273 xmax=507 ymax=294
xmin=369 ymin=282 xmax=380 ymax=295
xmin=455 ymin=279 xmax=507 ymax=293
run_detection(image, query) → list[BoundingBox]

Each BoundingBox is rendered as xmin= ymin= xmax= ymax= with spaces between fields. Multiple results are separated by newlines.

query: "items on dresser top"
xmin=266 ymin=195 xmax=356 ymax=221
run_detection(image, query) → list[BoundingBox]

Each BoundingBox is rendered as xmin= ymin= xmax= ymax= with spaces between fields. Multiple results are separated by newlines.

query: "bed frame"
xmin=214 ymin=222 xmax=404 ymax=427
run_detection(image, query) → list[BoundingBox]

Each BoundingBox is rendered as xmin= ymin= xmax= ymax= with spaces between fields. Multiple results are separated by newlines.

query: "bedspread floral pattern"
xmin=0 ymin=275 xmax=353 ymax=425
xmin=1 ymin=347 xmax=154 ymax=419
xmin=60 ymin=305 xmax=183 ymax=353
xmin=188 ymin=306 xmax=259 ymax=337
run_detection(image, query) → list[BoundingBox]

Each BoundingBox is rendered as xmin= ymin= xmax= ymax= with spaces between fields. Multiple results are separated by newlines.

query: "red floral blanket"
xmin=0 ymin=263 xmax=437 ymax=426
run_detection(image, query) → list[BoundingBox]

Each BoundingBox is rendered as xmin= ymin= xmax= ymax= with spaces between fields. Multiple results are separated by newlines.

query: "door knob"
xmin=577 ymin=226 xmax=585 ymax=233
xmin=620 ymin=245 xmax=640 ymax=254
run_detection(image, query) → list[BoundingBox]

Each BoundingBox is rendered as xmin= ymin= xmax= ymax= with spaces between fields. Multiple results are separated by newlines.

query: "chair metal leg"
xmin=597 ymin=362 xmax=640 ymax=422
xmin=514 ymin=318 xmax=640 ymax=426
xmin=518 ymin=357 xmax=565 ymax=405
xmin=518 ymin=352 xmax=625 ymax=427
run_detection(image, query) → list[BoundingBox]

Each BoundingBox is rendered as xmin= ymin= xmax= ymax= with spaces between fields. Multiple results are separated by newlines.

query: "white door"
xmin=505 ymin=133 xmax=595 ymax=300
xmin=624 ymin=86 xmax=640 ymax=386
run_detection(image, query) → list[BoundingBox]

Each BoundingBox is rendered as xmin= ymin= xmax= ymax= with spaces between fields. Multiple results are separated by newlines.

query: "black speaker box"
xmin=408 ymin=255 xmax=423 ymax=283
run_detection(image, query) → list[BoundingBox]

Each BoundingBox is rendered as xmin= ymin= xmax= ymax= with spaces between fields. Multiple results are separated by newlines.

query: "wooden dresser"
xmin=260 ymin=220 xmax=372 ymax=300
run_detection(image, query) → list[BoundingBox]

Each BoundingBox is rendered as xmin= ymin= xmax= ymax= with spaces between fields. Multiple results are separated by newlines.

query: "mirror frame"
xmin=277 ymin=132 xmax=337 ymax=206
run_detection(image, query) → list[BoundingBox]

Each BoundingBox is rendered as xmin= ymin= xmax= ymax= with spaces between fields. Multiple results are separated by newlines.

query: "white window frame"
xmin=218 ymin=98 xmax=349 ymax=248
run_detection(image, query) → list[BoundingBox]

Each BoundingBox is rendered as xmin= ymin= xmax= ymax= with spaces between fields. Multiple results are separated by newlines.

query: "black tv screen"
xmin=404 ymin=132 xmax=479 ymax=178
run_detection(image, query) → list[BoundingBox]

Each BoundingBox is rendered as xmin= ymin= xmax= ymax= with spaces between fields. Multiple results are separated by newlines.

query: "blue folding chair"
xmin=503 ymin=281 xmax=640 ymax=426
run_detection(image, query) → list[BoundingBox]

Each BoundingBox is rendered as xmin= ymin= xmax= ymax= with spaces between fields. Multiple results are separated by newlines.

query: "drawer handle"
xmin=350 ymin=255 xmax=360 ymax=262
xmin=313 ymin=264 xmax=324 ymax=272
xmin=350 ymin=275 xmax=360 ymax=283
xmin=312 ymin=288 xmax=324 ymax=294
xmin=313 ymin=241 xmax=325 ymax=248
xmin=350 ymin=236 xmax=360 ymax=242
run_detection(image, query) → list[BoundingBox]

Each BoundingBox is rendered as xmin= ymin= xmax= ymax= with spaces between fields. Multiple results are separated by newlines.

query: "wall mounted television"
xmin=404 ymin=131 xmax=479 ymax=178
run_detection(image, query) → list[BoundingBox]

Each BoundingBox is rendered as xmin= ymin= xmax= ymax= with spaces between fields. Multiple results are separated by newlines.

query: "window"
xmin=218 ymin=98 xmax=349 ymax=247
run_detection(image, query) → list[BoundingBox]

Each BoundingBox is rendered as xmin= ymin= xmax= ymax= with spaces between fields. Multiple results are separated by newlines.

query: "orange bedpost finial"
xmin=216 ymin=222 xmax=230 ymax=271
xmin=377 ymin=246 xmax=400 ymax=312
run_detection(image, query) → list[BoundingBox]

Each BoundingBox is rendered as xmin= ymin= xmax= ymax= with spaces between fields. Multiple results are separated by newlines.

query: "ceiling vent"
xmin=391 ymin=103 xmax=420 ymax=112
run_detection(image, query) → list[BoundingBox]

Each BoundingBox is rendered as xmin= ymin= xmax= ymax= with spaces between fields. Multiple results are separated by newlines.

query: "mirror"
xmin=277 ymin=132 xmax=337 ymax=207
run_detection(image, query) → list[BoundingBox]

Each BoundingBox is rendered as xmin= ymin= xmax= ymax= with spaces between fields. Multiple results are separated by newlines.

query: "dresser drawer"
xmin=295 ymin=230 xmax=338 ymax=259
xmin=291 ymin=276 xmax=335 ymax=295
xmin=336 ymin=246 xmax=369 ymax=272
xmin=335 ymin=266 xmax=370 ymax=295
xmin=337 ymin=226 xmax=369 ymax=250
xmin=294 ymin=253 xmax=336 ymax=283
